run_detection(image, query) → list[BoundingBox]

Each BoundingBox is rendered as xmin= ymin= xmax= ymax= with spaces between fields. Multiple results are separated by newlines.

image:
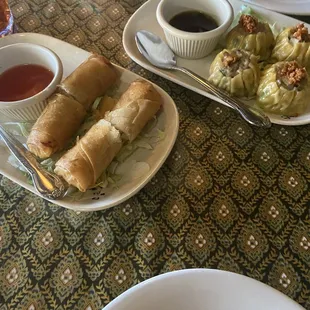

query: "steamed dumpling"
xmin=208 ymin=48 xmax=260 ymax=98
xmin=226 ymin=14 xmax=275 ymax=61
xmin=257 ymin=61 xmax=310 ymax=116
xmin=271 ymin=23 xmax=310 ymax=70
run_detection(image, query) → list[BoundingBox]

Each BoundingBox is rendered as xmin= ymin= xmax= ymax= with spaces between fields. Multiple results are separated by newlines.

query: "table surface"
xmin=1 ymin=0 xmax=310 ymax=309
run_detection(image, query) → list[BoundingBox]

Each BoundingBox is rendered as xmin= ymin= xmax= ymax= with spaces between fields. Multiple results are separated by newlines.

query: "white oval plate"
xmin=0 ymin=33 xmax=179 ymax=212
xmin=242 ymin=0 xmax=310 ymax=16
xmin=123 ymin=0 xmax=310 ymax=126
xmin=103 ymin=269 xmax=305 ymax=310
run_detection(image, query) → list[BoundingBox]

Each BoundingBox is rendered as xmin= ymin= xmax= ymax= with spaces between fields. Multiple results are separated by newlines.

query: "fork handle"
xmin=0 ymin=125 xmax=66 ymax=200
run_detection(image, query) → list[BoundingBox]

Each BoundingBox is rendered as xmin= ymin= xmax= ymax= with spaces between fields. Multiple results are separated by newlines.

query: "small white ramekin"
xmin=0 ymin=43 xmax=63 ymax=121
xmin=156 ymin=0 xmax=233 ymax=59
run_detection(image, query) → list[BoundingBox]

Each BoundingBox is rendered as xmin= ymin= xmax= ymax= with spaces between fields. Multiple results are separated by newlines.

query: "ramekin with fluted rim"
xmin=0 ymin=43 xmax=63 ymax=121
xmin=156 ymin=0 xmax=233 ymax=59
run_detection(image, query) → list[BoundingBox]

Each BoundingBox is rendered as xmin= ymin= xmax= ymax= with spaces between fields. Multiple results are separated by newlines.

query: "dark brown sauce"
xmin=169 ymin=10 xmax=218 ymax=33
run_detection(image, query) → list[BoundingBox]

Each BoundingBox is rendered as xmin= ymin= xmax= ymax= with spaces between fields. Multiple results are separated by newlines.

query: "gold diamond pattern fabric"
xmin=0 ymin=0 xmax=309 ymax=309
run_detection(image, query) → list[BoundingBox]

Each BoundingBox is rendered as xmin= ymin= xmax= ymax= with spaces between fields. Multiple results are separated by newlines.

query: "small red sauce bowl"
xmin=0 ymin=43 xmax=63 ymax=121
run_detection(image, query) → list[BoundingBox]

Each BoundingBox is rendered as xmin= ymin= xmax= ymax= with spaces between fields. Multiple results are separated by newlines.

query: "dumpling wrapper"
xmin=257 ymin=62 xmax=310 ymax=116
xmin=27 ymin=93 xmax=86 ymax=159
xmin=104 ymin=79 xmax=162 ymax=142
xmin=59 ymin=54 xmax=119 ymax=110
xmin=208 ymin=49 xmax=260 ymax=98
xmin=226 ymin=16 xmax=274 ymax=61
xmin=271 ymin=26 xmax=310 ymax=70
xmin=54 ymin=119 xmax=122 ymax=192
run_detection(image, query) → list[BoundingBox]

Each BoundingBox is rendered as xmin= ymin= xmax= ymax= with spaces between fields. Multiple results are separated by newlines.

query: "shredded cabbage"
xmin=91 ymin=96 xmax=103 ymax=111
xmin=4 ymin=95 xmax=166 ymax=198
xmin=40 ymin=158 xmax=56 ymax=173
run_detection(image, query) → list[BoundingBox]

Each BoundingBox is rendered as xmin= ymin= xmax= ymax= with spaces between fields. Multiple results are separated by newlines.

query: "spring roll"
xmin=59 ymin=54 xmax=118 ymax=110
xmin=54 ymin=119 xmax=122 ymax=192
xmin=104 ymin=79 xmax=162 ymax=141
xmin=27 ymin=94 xmax=86 ymax=159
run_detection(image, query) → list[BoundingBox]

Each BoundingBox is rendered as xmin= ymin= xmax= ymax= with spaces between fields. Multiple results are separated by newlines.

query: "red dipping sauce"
xmin=0 ymin=64 xmax=54 ymax=101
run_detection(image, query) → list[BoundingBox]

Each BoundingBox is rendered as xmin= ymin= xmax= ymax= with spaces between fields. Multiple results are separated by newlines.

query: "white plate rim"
xmin=241 ymin=0 xmax=310 ymax=16
xmin=103 ymin=268 xmax=305 ymax=310
xmin=123 ymin=0 xmax=310 ymax=126
xmin=0 ymin=33 xmax=179 ymax=212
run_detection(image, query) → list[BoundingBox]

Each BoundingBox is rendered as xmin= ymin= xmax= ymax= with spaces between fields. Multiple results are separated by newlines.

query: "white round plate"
xmin=242 ymin=0 xmax=310 ymax=16
xmin=0 ymin=33 xmax=179 ymax=212
xmin=103 ymin=269 xmax=305 ymax=310
xmin=123 ymin=0 xmax=310 ymax=126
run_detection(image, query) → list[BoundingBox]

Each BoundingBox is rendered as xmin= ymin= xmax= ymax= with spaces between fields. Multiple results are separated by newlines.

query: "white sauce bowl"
xmin=156 ymin=0 xmax=233 ymax=59
xmin=0 ymin=43 xmax=63 ymax=121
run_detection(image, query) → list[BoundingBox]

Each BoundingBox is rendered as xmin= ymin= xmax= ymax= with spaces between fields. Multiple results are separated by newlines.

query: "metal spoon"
xmin=0 ymin=125 xmax=67 ymax=200
xmin=135 ymin=30 xmax=271 ymax=128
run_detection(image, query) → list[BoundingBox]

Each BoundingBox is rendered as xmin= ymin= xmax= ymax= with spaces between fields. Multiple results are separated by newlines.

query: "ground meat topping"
xmin=239 ymin=14 xmax=258 ymax=34
xmin=222 ymin=51 xmax=239 ymax=67
xmin=291 ymin=23 xmax=310 ymax=42
xmin=278 ymin=61 xmax=307 ymax=88
xmin=220 ymin=49 xmax=250 ymax=78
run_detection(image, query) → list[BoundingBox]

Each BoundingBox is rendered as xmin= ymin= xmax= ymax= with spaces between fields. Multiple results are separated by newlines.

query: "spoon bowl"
xmin=136 ymin=30 xmax=176 ymax=69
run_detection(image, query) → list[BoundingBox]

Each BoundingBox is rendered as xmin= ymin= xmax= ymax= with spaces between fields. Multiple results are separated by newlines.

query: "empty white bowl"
xmin=0 ymin=43 xmax=63 ymax=121
xmin=103 ymin=269 xmax=304 ymax=310
xmin=156 ymin=0 xmax=233 ymax=59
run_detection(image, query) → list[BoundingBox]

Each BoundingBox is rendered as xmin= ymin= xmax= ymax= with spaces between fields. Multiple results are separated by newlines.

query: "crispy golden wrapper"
xmin=27 ymin=94 xmax=87 ymax=159
xmin=54 ymin=119 xmax=122 ymax=192
xmin=104 ymin=79 xmax=162 ymax=142
xmin=59 ymin=54 xmax=119 ymax=110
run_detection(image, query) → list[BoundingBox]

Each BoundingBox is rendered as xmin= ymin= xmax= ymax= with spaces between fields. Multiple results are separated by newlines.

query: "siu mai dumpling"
xmin=226 ymin=14 xmax=275 ymax=61
xmin=208 ymin=48 xmax=260 ymax=98
xmin=257 ymin=61 xmax=310 ymax=116
xmin=271 ymin=23 xmax=310 ymax=70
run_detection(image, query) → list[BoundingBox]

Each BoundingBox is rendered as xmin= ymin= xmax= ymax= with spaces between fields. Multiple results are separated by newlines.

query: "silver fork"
xmin=0 ymin=125 xmax=67 ymax=200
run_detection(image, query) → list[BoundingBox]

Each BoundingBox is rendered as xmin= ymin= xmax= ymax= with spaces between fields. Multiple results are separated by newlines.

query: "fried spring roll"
xmin=27 ymin=54 xmax=118 ymax=158
xmin=27 ymin=94 xmax=86 ymax=159
xmin=59 ymin=54 xmax=118 ymax=110
xmin=54 ymin=119 xmax=122 ymax=192
xmin=104 ymin=79 xmax=162 ymax=141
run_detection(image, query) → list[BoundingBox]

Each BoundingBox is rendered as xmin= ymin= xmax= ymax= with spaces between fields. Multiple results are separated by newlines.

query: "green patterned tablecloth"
xmin=0 ymin=0 xmax=310 ymax=309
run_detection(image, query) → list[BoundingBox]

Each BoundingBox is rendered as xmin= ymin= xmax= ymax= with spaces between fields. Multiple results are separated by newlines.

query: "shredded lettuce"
xmin=1 ymin=122 xmax=33 ymax=139
xmin=230 ymin=5 xmax=264 ymax=29
xmin=40 ymin=158 xmax=56 ymax=173
xmin=66 ymin=188 xmax=85 ymax=201
xmin=8 ymin=154 xmax=28 ymax=173
xmin=17 ymin=123 xmax=32 ymax=137
xmin=91 ymin=96 xmax=103 ymax=111
xmin=115 ymin=160 xmax=150 ymax=181
xmin=8 ymin=154 xmax=33 ymax=184
xmin=133 ymin=139 xmax=153 ymax=150
xmin=4 ymin=94 xmax=165 ymax=199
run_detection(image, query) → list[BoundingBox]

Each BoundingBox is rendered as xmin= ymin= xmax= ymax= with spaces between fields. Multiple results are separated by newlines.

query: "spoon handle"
xmin=0 ymin=125 xmax=66 ymax=200
xmin=174 ymin=66 xmax=271 ymax=128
